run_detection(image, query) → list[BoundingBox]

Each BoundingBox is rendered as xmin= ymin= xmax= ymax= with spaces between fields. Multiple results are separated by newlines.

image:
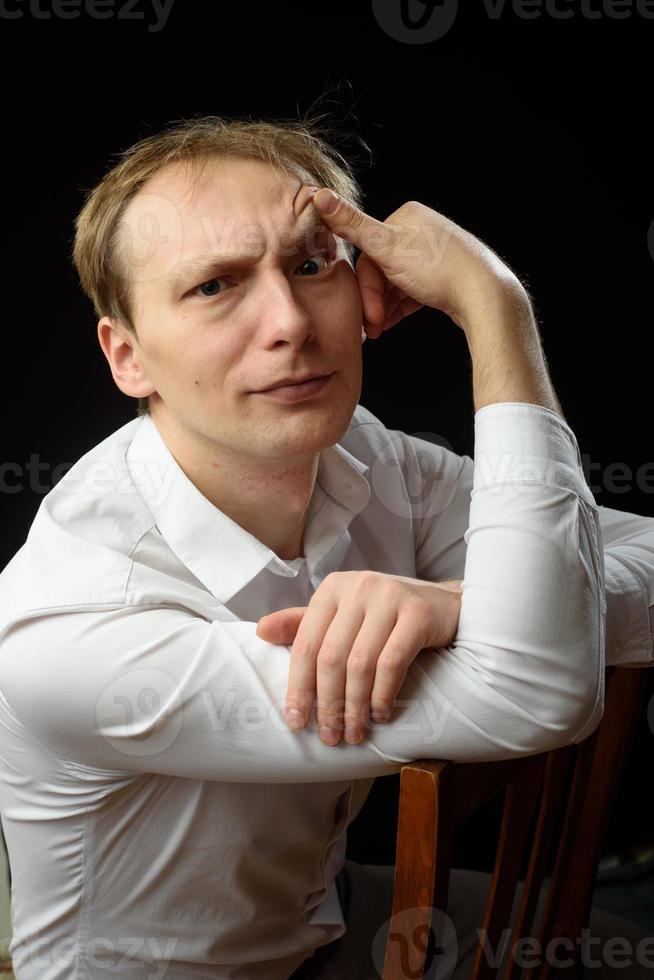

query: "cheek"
xmin=330 ymin=263 xmax=364 ymax=326
xmin=187 ymin=333 xmax=241 ymax=393
xmin=141 ymin=329 xmax=211 ymax=394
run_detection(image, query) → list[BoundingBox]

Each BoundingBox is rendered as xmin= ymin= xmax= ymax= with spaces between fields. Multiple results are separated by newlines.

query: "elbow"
xmin=452 ymin=631 xmax=605 ymax=757
xmin=527 ymin=670 xmax=605 ymax=753
xmin=561 ymin=675 xmax=605 ymax=746
xmin=553 ymin=596 xmax=606 ymax=746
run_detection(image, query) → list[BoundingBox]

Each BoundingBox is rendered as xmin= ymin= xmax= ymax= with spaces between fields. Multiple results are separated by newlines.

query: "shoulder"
xmin=341 ymin=403 xmax=471 ymax=499
xmin=0 ymin=416 xmax=157 ymax=629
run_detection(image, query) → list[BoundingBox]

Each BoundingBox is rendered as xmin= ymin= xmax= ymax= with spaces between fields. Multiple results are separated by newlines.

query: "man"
xmin=0 ymin=116 xmax=652 ymax=979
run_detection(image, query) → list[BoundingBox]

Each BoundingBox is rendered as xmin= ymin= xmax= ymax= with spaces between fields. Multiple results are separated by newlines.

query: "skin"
xmin=257 ymin=190 xmax=553 ymax=747
xmin=98 ymin=161 xmax=533 ymax=749
xmin=98 ymin=156 xmax=365 ymax=562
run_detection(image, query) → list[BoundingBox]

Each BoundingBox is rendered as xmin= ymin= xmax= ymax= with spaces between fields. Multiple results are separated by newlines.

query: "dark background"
xmin=2 ymin=0 xmax=653 ymax=883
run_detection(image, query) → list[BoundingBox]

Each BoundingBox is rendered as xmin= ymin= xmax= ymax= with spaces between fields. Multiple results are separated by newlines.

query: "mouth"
xmin=254 ymin=373 xmax=334 ymax=402
xmin=257 ymin=372 xmax=332 ymax=392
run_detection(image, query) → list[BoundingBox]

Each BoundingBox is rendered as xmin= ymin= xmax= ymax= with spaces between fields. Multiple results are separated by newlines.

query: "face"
xmin=100 ymin=156 xmax=365 ymax=468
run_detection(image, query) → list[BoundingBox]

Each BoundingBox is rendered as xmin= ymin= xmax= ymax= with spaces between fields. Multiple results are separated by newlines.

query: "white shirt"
xmin=0 ymin=400 xmax=652 ymax=979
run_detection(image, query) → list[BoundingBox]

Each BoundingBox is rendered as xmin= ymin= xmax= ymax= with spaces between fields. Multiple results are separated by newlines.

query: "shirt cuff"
xmin=604 ymin=552 xmax=653 ymax=668
xmin=472 ymin=402 xmax=596 ymax=508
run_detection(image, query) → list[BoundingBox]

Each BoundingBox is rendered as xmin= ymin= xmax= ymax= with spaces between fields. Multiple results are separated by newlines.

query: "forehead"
xmin=119 ymin=156 xmax=318 ymax=291
xmin=163 ymin=155 xmax=310 ymax=223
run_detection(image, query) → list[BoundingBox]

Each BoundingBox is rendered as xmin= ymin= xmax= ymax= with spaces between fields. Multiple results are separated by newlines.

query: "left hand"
xmin=309 ymin=187 xmax=521 ymax=339
xmin=255 ymin=572 xmax=463 ymax=746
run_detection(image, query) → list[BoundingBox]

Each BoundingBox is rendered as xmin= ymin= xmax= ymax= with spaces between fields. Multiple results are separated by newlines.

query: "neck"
xmin=150 ymin=411 xmax=320 ymax=561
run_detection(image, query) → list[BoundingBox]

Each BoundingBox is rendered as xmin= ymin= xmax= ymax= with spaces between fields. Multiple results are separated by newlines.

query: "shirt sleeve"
xmin=595 ymin=506 xmax=654 ymax=668
xmin=408 ymin=428 xmax=654 ymax=670
xmin=0 ymin=402 xmax=605 ymax=782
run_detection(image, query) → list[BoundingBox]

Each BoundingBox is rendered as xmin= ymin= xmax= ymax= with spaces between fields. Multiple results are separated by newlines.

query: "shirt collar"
xmin=125 ymin=412 xmax=370 ymax=603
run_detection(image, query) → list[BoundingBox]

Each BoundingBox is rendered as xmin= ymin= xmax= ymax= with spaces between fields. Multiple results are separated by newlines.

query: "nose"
xmin=255 ymin=272 xmax=315 ymax=348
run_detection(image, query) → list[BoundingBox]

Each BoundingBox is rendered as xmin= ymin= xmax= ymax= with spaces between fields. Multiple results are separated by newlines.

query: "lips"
xmin=254 ymin=374 xmax=333 ymax=401
xmin=257 ymin=373 xmax=330 ymax=392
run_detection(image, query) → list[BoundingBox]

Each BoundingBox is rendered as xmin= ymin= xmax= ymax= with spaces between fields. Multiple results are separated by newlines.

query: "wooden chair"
xmin=382 ymin=665 xmax=652 ymax=980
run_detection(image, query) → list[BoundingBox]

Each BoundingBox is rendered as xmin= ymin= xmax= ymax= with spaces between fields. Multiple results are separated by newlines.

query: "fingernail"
xmin=314 ymin=189 xmax=339 ymax=215
xmin=371 ymin=708 xmax=390 ymax=724
xmin=286 ymin=708 xmax=305 ymax=730
xmin=344 ymin=727 xmax=363 ymax=744
xmin=319 ymin=725 xmax=340 ymax=745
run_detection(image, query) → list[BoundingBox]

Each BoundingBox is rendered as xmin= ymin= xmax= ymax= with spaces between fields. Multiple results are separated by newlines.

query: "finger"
xmin=383 ymin=295 xmax=424 ymax=330
xmin=384 ymin=286 xmax=423 ymax=321
xmin=433 ymin=579 xmax=464 ymax=594
xmin=284 ymin=592 xmax=339 ymax=733
xmin=355 ymin=252 xmax=388 ymax=327
xmin=255 ymin=607 xmax=306 ymax=645
xmin=368 ymin=292 xmax=424 ymax=337
xmin=312 ymin=189 xmax=396 ymax=266
xmin=341 ymin=606 xmax=399 ymax=744
xmin=314 ymin=602 xmax=366 ymax=744
xmin=368 ymin=609 xmax=430 ymax=724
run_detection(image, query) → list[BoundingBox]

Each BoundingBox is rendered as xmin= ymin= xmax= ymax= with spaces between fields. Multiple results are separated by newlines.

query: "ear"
xmin=97 ymin=316 xmax=156 ymax=400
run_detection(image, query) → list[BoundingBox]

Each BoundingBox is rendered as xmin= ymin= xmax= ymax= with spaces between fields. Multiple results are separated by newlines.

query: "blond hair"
xmin=71 ymin=112 xmax=369 ymax=417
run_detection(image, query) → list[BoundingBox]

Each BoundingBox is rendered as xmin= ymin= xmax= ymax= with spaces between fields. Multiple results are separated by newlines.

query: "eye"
xmin=195 ymin=278 xmax=226 ymax=298
xmin=190 ymin=250 xmax=336 ymax=300
xmin=295 ymin=251 xmax=336 ymax=277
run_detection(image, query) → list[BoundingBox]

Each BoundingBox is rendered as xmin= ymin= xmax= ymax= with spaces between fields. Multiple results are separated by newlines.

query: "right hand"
xmin=256 ymin=572 xmax=463 ymax=745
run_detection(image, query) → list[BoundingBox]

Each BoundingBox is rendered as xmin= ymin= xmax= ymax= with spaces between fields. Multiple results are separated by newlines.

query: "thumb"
xmin=312 ymin=188 xmax=395 ymax=262
xmin=255 ymin=607 xmax=307 ymax=645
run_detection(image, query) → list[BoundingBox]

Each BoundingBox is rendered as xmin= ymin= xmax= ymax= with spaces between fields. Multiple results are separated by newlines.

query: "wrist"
xmin=455 ymin=270 xmax=532 ymax=338
xmin=418 ymin=579 xmax=463 ymax=651
xmin=454 ymin=274 xmax=563 ymax=416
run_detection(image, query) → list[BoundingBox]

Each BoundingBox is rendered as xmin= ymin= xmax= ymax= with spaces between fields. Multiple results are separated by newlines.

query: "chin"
xmin=317 ymin=402 xmax=358 ymax=448
xmin=276 ymin=410 xmax=353 ymax=455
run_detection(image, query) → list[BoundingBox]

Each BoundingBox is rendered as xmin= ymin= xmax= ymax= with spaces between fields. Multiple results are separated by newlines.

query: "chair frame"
xmin=382 ymin=665 xmax=652 ymax=980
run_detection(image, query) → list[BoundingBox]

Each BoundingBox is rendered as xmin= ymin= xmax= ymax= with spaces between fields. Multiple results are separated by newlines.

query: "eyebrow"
xmin=169 ymin=211 xmax=333 ymax=289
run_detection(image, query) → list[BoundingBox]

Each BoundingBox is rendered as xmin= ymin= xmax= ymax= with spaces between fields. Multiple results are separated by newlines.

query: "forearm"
xmin=460 ymin=275 xmax=565 ymax=419
xmin=366 ymin=404 xmax=605 ymax=764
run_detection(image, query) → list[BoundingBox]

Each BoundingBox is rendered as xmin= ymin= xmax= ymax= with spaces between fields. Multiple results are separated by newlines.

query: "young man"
xmin=0 ymin=116 xmax=652 ymax=978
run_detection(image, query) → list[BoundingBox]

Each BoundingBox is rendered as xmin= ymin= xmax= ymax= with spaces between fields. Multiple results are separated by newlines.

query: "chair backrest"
xmin=382 ymin=665 xmax=651 ymax=980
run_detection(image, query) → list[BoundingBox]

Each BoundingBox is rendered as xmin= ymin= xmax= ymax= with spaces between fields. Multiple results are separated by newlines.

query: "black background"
xmin=2 ymin=0 xmax=653 ymax=875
